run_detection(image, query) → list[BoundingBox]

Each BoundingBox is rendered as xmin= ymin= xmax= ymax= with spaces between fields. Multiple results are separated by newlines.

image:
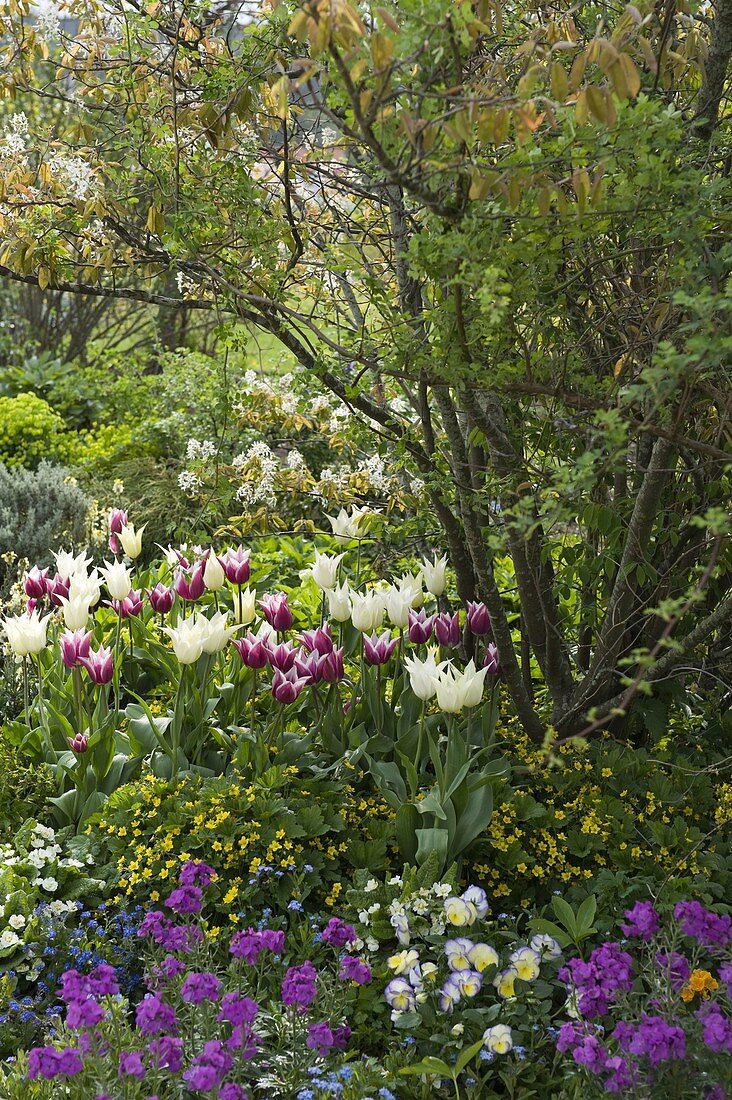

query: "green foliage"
xmin=0 ymin=393 xmax=70 ymax=468
xmin=0 ymin=729 xmax=55 ymax=841
xmin=0 ymin=462 xmax=89 ymax=586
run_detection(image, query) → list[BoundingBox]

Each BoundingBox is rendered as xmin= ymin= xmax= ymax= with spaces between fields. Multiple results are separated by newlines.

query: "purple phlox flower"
xmin=616 ymin=1015 xmax=685 ymax=1066
xmin=180 ymin=971 xmax=223 ymax=1005
xmin=363 ymin=630 xmax=398 ymax=665
xmin=281 ymin=961 xmax=318 ymax=1008
xmin=182 ymin=1039 xmax=233 ymax=1092
xmin=118 ymin=1051 xmax=146 ymax=1079
xmin=229 ymin=927 xmax=285 ymax=963
xmin=321 ymin=917 xmax=357 ymax=948
xmin=147 ymin=1036 xmax=184 ymax=1072
xmin=434 ymin=610 xmax=461 ymax=647
xmin=698 ymin=1001 xmax=732 ymax=1053
xmin=135 ymin=994 xmax=178 ymax=1038
xmin=674 ymin=900 xmax=732 ymax=949
xmin=620 ymin=900 xmax=661 ymax=942
xmin=138 ymin=910 xmax=195 ymax=953
xmin=559 ymin=942 xmax=634 ymax=1018
xmin=333 ymin=1024 xmax=351 ymax=1049
xmin=556 ymin=1021 xmax=586 ymax=1054
xmin=87 ymin=964 xmax=119 ymax=997
xmin=179 ymin=860 xmax=217 ymax=887
xmin=218 ymin=1085 xmax=248 ymax=1100
xmin=339 ymin=955 xmax=372 ymax=985
xmin=306 ymin=1022 xmax=335 ymax=1055
xmin=217 ymin=992 xmax=259 ymax=1027
xmin=603 ymin=1055 xmax=635 ymax=1094
xmin=655 ymin=950 xmax=691 ymax=991
xmin=165 ymin=884 xmax=203 ymax=915
xmin=226 ymin=1023 xmax=259 ymax=1057
xmin=260 ymin=592 xmax=293 ymax=632
xmin=28 ymin=1046 xmax=83 ymax=1080
xmin=407 ymin=608 xmax=434 ymax=644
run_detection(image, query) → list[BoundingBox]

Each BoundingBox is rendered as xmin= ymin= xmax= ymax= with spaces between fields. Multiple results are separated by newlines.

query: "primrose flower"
xmin=118 ymin=522 xmax=145 ymax=559
xmin=221 ymin=545 xmax=251 ymax=586
xmin=2 ymin=609 xmax=52 ymax=656
xmin=509 ymin=947 xmax=541 ymax=981
xmin=483 ymin=1024 xmax=513 ymax=1054
xmin=363 ymin=630 xmax=398 ymax=665
xmin=384 ymin=977 xmax=415 ymax=1013
xmin=386 ymin=948 xmax=419 ymax=975
xmin=494 ymin=967 xmax=518 ymax=999
xmin=421 ymin=552 xmax=448 ymax=596
xmin=444 ymin=895 xmax=478 ymax=927
xmin=469 ymin=943 xmax=500 ymax=972
xmin=260 ymin=592 xmax=293 ymax=632
xmin=325 ymin=581 xmax=351 ymax=622
xmin=101 ymin=559 xmax=133 ymax=601
xmin=307 ymin=550 xmax=344 ymax=590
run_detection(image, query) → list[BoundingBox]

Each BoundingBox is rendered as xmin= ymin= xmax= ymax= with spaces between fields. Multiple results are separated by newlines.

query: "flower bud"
xmin=260 ymin=592 xmax=293 ymax=632
xmin=407 ymin=609 xmax=434 ymax=645
xmin=148 ymin=583 xmax=175 ymax=615
xmin=466 ymin=601 xmax=491 ymax=636
xmin=203 ymin=549 xmax=226 ymax=591
xmin=24 ymin=566 xmax=49 ymax=601
xmin=68 ymin=734 xmax=89 ymax=754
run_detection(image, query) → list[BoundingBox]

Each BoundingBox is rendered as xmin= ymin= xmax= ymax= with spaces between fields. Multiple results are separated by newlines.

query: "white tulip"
xmin=434 ymin=663 xmax=464 ymax=713
xmin=421 ymin=553 xmax=448 ymax=597
xmin=232 ymin=585 xmax=257 ymax=625
xmin=118 ymin=522 xmax=145 ymax=560
xmin=54 ymin=549 xmax=93 ymax=578
xmin=326 ymin=581 xmax=351 ymax=622
xmin=349 ymin=589 xmax=385 ymax=632
xmin=203 ymin=550 xmax=225 ymax=592
xmin=101 ymin=560 xmax=133 ymax=600
xmin=385 ymin=586 xmax=412 ymax=629
xmin=59 ymin=594 xmax=91 ymax=631
xmin=326 ymin=504 xmax=374 ymax=543
xmin=68 ymin=569 xmax=101 ymax=608
xmin=458 ymin=659 xmax=489 ymax=708
xmin=397 ymin=571 xmax=424 ymax=609
xmin=162 ymin=616 xmax=206 ymax=664
xmin=307 ymin=550 xmax=344 ymax=591
xmin=199 ymin=611 xmax=241 ymax=654
xmin=404 ymin=652 xmax=445 ymax=701
xmin=2 ymin=610 xmax=52 ymax=656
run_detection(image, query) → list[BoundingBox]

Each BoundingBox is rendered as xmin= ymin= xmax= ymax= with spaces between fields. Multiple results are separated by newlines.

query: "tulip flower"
xmin=221 ymin=545 xmax=251 ymax=586
xmin=266 ymin=640 xmax=297 ymax=672
xmin=299 ymin=623 xmax=334 ymax=655
xmin=68 ymin=734 xmax=89 ymax=754
xmin=349 ymin=590 xmax=384 ymax=633
xmin=232 ymin=585 xmax=257 ymax=625
xmin=59 ymin=629 xmax=92 ymax=669
xmin=466 ymin=601 xmax=491 ymax=635
xmin=148 ymin=583 xmax=175 ymax=615
xmin=47 ymin=574 xmax=71 ymax=607
xmin=162 ymin=545 xmax=190 ymax=569
xmin=294 ymin=649 xmax=323 ymax=683
xmin=459 ymin=659 xmax=489 ymax=708
xmin=79 ymin=645 xmax=114 ymax=685
xmin=111 ymin=589 xmax=144 ymax=619
xmin=59 ymin=593 xmax=91 ymax=632
xmin=108 ymin=508 xmax=128 ymax=535
xmin=2 ymin=609 xmax=52 ymax=656
xmin=68 ymin=569 xmax=101 ymax=609
xmin=434 ymin=610 xmax=461 ymax=648
xmin=24 ymin=566 xmax=49 ymax=600
xmin=319 ymin=647 xmax=345 ymax=683
xmin=118 ymin=522 xmax=145 ymax=560
xmin=306 ymin=550 xmax=344 ymax=591
xmin=101 ymin=559 xmax=134 ymax=601
xmin=384 ymin=586 xmax=412 ymax=629
xmin=326 ymin=505 xmax=372 ymax=543
xmin=174 ymin=562 xmax=205 ymax=602
xmin=434 ymin=664 xmax=464 ymax=714
xmin=271 ymin=666 xmax=309 ymax=703
xmin=363 ymin=630 xmax=398 ymax=665
xmin=421 ymin=553 xmax=448 ymax=597
xmin=404 ymin=652 xmax=445 ymax=701
xmin=231 ymin=629 xmax=269 ymax=669
xmin=260 ymin=592 xmax=293 ymax=632
xmin=325 ymin=582 xmax=351 ymax=622
xmin=202 ymin=549 xmax=225 ymax=592
xmin=396 ymin=571 xmax=424 ymax=609
xmin=199 ymin=611 xmax=241 ymax=654
xmin=163 ymin=617 xmax=207 ymax=664
xmin=407 ymin=608 xmax=434 ymax=644
xmin=483 ymin=643 xmax=501 ymax=676
xmin=54 ymin=549 xmax=93 ymax=578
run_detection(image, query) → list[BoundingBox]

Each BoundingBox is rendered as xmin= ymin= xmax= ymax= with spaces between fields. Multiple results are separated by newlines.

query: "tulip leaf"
xmin=415 ymin=825 xmax=449 ymax=868
xmin=455 ymin=1037 xmax=487 ymax=1074
xmin=399 ymin=1056 xmax=452 ymax=1076
xmin=448 ymin=781 xmax=493 ymax=862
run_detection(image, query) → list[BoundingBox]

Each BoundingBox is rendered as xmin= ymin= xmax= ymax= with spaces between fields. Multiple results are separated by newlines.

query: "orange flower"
xmin=680 ymin=969 xmax=718 ymax=1002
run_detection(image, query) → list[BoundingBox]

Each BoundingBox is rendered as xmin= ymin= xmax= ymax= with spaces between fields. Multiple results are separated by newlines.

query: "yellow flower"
xmin=493 ymin=967 xmax=518 ymax=999
xmin=681 ymin=970 xmax=718 ymax=1002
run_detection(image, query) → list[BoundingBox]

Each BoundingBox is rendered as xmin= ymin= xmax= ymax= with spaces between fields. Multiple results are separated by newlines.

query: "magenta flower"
xmin=483 ymin=643 xmax=501 ymax=676
xmin=179 ymin=860 xmax=216 ymax=887
xmin=407 ymin=608 xmax=434 ymax=644
xmin=148 ymin=583 xmax=175 ymax=615
xmin=180 ymin=971 xmax=223 ymax=1005
xmin=165 ymin=884 xmax=203 ymax=915
xmin=221 ymin=545 xmax=251 ymax=586
xmin=299 ymin=623 xmax=334 ymax=655
xmin=174 ymin=562 xmax=205 ymax=602
xmin=294 ymin=649 xmax=324 ymax=683
xmin=319 ymin=647 xmax=345 ymax=683
xmin=271 ymin=666 xmax=309 ymax=703
xmin=182 ymin=1040 xmax=232 ymax=1092
xmin=28 ymin=1047 xmax=84 ymax=1080
xmin=48 ymin=574 xmax=71 ymax=607
xmin=306 ymin=1021 xmax=334 ymax=1055
xmin=619 ymin=901 xmax=660 ymax=942
xmin=321 ymin=917 xmax=357 ymax=947
xmin=217 ymin=992 xmax=259 ymax=1027
xmin=466 ymin=601 xmax=491 ymax=635
xmin=674 ymin=900 xmax=732 ymax=948
xmin=434 ymin=610 xmax=461 ymax=647
xmin=148 ymin=1035 xmax=184 ymax=1072
xmin=111 ymin=589 xmax=143 ymax=619
xmin=109 ymin=508 xmax=128 ymax=535
xmin=67 ymin=734 xmax=89 ymax=754
xmin=135 ymin=994 xmax=178 ymax=1037
xmin=79 ymin=645 xmax=114 ymax=686
xmin=339 ymin=955 xmax=372 ymax=985
xmin=260 ymin=592 xmax=293 ymax=632
xmin=363 ymin=630 xmax=398 ymax=665
xmin=231 ymin=631 xmax=269 ymax=669
xmin=60 ymin=628 xmax=92 ymax=670
xmin=118 ymin=1051 xmax=145 ymax=1079
xmin=281 ymin=961 xmax=317 ymax=1007
xmin=266 ymin=640 xmax=297 ymax=672
xmin=24 ymin=566 xmax=49 ymax=600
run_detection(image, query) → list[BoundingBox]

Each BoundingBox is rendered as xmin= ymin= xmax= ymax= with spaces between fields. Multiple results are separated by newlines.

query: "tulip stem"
xmin=113 ymin=614 xmax=122 ymax=715
xmin=22 ymin=656 xmax=29 ymax=728
xmin=413 ymin=700 xmax=426 ymax=795
xmin=72 ymin=668 xmax=84 ymax=737
xmin=237 ymin=585 xmax=243 ymax=626
xmin=250 ymin=668 xmax=257 ymax=738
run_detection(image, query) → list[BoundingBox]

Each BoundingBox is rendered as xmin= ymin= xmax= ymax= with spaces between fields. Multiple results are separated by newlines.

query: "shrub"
xmin=0 ymin=393 xmax=70 ymax=468
xmin=0 ymin=462 xmax=90 ymax=587
xmin=0 ymin=729 xmax=55 ymax=840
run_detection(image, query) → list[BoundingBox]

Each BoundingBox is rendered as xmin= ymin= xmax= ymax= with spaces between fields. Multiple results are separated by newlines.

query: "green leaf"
xmin=551 ymin=895 xmax=578 ymax=935
xmin=455 ymin=1037 xmax=486 ymax=1074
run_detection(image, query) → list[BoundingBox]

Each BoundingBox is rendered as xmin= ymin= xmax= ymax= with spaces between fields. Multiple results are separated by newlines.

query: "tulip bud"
xmin=299 ymin=624 xmax=334 ymax=656
xmin=434 ymin=611 xmax=461 ymax=648
xmin=326 ymin=582 xmax=351 ymax=623
xmin=111 ymin=589 xmax=144 ymax=619
xmin=319 ymin=647 xmax=345 ymax=683
xmin=466 ymin=601 xmax=491 ymax=636
xmin=118 ymin=522 xmax=145 ymax=560
xmin=259 ymin=592 xmax=293 ymax=632
xmin=221 ymin=546 xmax=251 ymax=586
xmin=68 ymin=734 xmax=89 ymax=754
xmin=483 ymin=643 xmax=501 ymax=677
xmin=232 ymin=585 xmax=257 ymax=625
xmin=101 ymin=560 xmax=134 ymax=601
xmin=108 ymin=508 xmax=128 ymax=535
xmin=363 ymin=630 xmax=398 ymax=666
xmin=148 ymin=583 xmax=175 ymax=615
xmin=59 ymin=594 xmax=91 ymax=632
xmin=47 ymin=574 xmax=71 ymax=608
xmin=404 ymin=653 xmax=444 ymax=701
xmin=231 ymin=631 xmax=269 ymax=669
xmin=163 ymin=616 xmax=207 ymax=664
xmin=421 ymin=553 xmax=448 ymax=597
xmin=198 ymin=611 xmax=240 ymax=654
xmin=349 ymin=590 xmax=384 ymax=633
xmin=24 ymin=566 xmax=49 ymax=601
xmin=385 ymin=586 xmax=412 ymax=629
xmin=203 ymin=549 xmax=226 ymax=591
xmin=174 ymin=562 xmax=205 ymax=602
xmin=407 ymin=609 xmax=434 ymax=645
